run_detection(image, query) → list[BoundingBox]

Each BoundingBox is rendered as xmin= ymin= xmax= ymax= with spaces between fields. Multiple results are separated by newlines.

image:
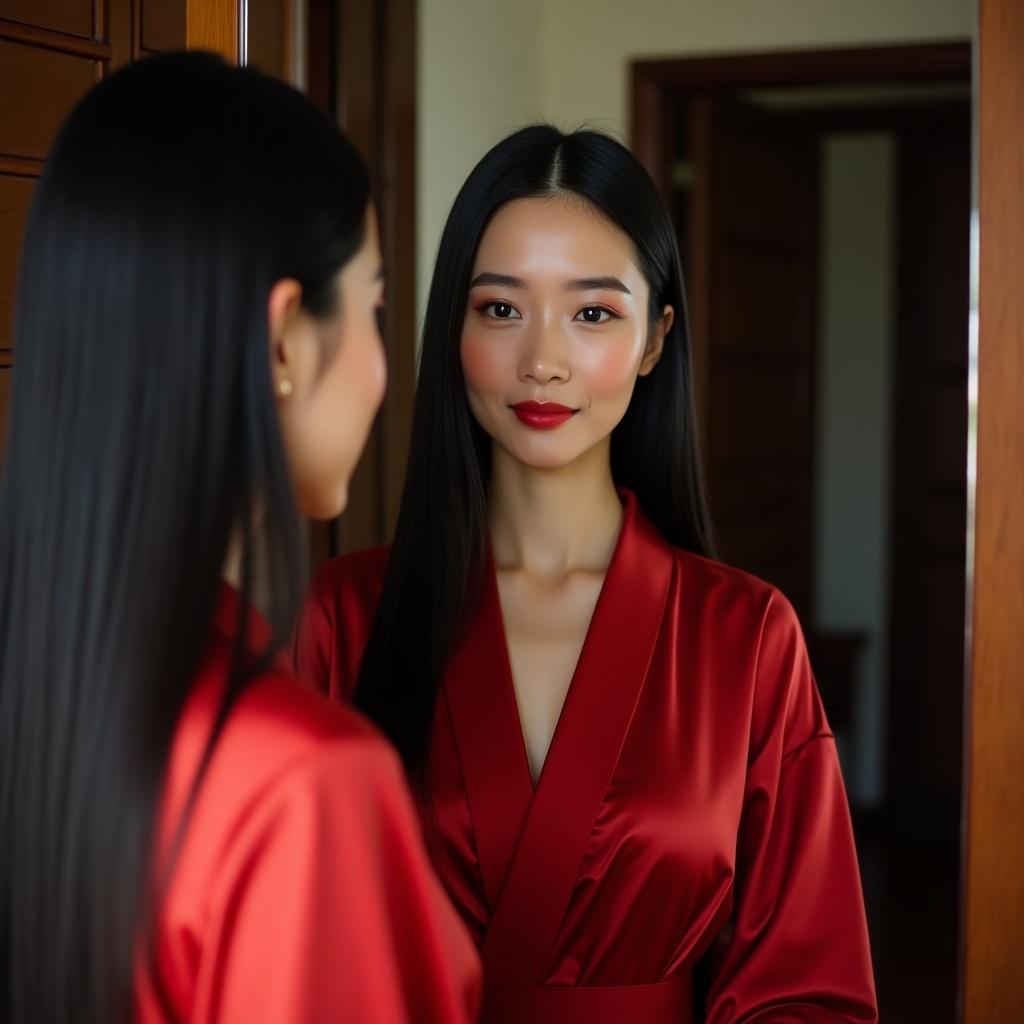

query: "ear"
xmin=638 ymin=305 xmax=674 ymax=377
xmin=267 ymin=278 xmax=304 ymax=400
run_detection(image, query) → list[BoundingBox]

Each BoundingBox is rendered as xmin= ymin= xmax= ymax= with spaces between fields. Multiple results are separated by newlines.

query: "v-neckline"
xmin=488 ymin=502 xmax=627 ymax=796
xmin=442 ymin=489 xmax=677 ymax=984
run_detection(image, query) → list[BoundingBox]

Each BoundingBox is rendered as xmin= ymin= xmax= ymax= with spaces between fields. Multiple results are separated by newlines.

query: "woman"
xmin=294 ymin=125 xmax=878 ymax=1022
xmin=0 ymin=53 xmax=480 ymax=1024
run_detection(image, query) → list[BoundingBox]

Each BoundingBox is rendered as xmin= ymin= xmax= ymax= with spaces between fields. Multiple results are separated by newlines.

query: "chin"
xmin=508 ymin=439 xmax=585 ymax=471
xmin=304 ymin=484 xmax=349 ymax=522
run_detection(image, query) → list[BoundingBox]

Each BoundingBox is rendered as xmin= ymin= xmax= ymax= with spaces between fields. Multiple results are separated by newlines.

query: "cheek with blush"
xmin=460 ymin=332 xmax=513 ymax=396
xmin=577 ymin=334 xmax=646 ymax=400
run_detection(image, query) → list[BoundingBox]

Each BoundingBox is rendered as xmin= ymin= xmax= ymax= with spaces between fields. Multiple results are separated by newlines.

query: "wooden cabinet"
xmin=0 ymin=0 xmax=186 ymax=450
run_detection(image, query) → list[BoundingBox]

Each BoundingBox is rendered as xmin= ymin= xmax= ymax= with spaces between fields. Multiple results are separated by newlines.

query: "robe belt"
xmin=481 ymin=972 xmax=694 ymax=1023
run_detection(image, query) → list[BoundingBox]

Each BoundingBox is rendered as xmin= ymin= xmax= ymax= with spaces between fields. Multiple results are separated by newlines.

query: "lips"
xmin=510 ymin=401 xmax=577 ymax=430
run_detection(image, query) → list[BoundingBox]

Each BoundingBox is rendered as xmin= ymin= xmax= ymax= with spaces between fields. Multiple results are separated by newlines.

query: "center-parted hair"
xmin=354 ymin=124 xmax=714 ymax=789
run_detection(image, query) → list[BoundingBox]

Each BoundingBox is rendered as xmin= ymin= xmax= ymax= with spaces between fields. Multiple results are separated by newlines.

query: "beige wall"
xmin=416 ymin=0 xmax=543 ymax=323
xmin=417 ymin=0 xmax=971 ymax=320
xmin=539 ymin=0 xmax=971 ymax=137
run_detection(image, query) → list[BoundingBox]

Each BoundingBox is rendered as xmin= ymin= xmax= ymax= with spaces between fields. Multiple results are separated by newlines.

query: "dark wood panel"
xmin=703 ymin=100 xmax=818 ymax=618
xmin=0 ymin=174 xmax=35 ymax=349
xmin=334 ymin=0 xmax=379 ymax=553
xmin=926 ymin=495 xmax=968 ymax=552
xmin=708 ymin=461 xmax=797 ymax=515
xmin=708 ymin=362 xmax=809 ymax=462
xmin=925 ymin=377 xmax=968 ymax=485
xmin=0 ymin=363 xmax=11 ymax=458
xmin=964 ymin=0 xmax=1024 ymax=1018
xmin=247 ymin=0 xmax=286 ymax=79
xmin=0 ymin=0 xmax=93 ymax=40
xmin=0 ymin=40 xmax=96 ymax=160
xmin=306 ymin=0 xmax=332 ymax=111
xmin=921 ymin=560 xmax=965 ymax=793
xmin=141 ymin=0 xmax=185 ymax=53
xmin=634 ymin=43 xmax=971 ymax=92
xmin=717 ymin=247 xmax=811 ymax=358
xmin=887 ymin=111 xmax=970 ymax=819
xmin=376 ymin=0 xmax=416 ymax=540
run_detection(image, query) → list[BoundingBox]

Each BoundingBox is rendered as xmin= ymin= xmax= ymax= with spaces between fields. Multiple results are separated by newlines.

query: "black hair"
xmin=0 ymin=51 xmax=369 ymax=1022
xmin=354 ymin=124 xmax=713 ymax=787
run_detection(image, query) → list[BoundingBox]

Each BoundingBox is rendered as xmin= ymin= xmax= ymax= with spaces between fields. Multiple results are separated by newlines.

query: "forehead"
xmin=473 ymin=195 xmax=641 ymax=279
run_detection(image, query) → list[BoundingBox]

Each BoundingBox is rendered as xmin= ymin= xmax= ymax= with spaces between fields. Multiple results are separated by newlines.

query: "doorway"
xmin=632 ymin=43 xmax=971 ymax=1024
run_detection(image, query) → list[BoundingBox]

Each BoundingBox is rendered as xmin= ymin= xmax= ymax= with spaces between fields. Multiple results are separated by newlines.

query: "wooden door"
xmin=690 ymin=97 xmax=820 ymax=620
xmin=0 ymin=0 xmax=185 ymax=453
xmin=964 ymin=0 xmax=1024 ymax=1018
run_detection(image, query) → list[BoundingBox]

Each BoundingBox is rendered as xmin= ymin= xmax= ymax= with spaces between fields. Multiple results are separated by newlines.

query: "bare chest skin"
xmin=495 ymin=567 xmax=606 ymax=785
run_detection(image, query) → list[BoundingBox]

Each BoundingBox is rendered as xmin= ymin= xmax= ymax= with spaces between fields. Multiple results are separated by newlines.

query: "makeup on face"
xmin=509 ymin=400 xmax=577 ymax=429
xmin=460 ymin=195 xmax=656 ymax=471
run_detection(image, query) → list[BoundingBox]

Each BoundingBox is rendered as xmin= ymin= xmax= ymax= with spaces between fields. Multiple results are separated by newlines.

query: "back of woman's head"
xmin=0 ymin=51 xmax=368 ymax=1022
xmin=356 ymin=124 xmax=712 ymax=786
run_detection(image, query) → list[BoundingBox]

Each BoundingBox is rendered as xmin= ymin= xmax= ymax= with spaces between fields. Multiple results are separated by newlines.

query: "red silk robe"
xmin=135 ymin=583 xmax=481 ymax=1023
xmin=294 ymin=491 xmax=878 ymax=1023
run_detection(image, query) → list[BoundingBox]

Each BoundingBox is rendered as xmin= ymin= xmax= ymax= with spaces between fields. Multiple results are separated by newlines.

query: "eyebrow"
xmin=566 ymin=276 xmax=631 ymax=295
xmin=470 ymin=272 xmax=525 ymax=289
xmin=469 ymin=272 xmax=632 ymax=295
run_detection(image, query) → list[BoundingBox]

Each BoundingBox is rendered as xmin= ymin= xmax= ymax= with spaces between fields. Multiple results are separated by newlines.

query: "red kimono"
xmin=293 ymin=491 xmax=878 ymax=1023
xmin=135 ymin=583 xmax=481 ymax=1023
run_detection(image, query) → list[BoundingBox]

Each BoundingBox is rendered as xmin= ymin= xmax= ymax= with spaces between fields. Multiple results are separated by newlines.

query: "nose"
xmin=518 ymin=318 xmax=570 ymax=385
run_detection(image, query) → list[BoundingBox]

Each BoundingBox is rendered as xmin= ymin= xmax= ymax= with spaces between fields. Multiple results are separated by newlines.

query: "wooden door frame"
xmin=631 ymin=42 xmax=971 ymax=446
xmin=632 ymin=42 xmax=971 ymax=198
xmin=965 ymin=2 xmax=1024 ymax=1019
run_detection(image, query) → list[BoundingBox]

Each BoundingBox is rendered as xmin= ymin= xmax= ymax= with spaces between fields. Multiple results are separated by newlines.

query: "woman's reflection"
xmin=294 ymin=124 xmax=877 ymax=1024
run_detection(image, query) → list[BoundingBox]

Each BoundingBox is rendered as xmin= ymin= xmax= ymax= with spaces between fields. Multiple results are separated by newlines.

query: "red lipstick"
xmin=510 ymin=401 xmax=576 ymax=429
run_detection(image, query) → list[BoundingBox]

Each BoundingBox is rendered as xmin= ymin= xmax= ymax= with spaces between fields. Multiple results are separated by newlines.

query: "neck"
xmin=487 ymin=439 xmax=623 ymax=576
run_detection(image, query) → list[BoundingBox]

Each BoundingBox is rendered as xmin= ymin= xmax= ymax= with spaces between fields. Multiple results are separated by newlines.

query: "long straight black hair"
xmin=354 ymin=124 xmax=714 ymax=787
xmin=0 ymin=52 xmax=369 ymax=1023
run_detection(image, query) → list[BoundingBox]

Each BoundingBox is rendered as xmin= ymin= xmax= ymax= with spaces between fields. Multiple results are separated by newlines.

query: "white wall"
xmin=417 ymin=0 xmax=971 ymax=320
xmin=815 ymin=135 xmax=896 ymax=807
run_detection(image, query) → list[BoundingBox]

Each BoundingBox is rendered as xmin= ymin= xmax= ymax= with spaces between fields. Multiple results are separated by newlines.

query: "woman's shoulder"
xmin=153 ymin=660 xmax=413 ymax=1005
xmin=669 ymin=545 xmax=796 ymax=632
xmin=170 ymin=652 xmax=398 ymax=837
xmin=665 ymin=547 xmax=825 ymax=755
xmin=231 ymin=661 xmax=385 ymax=756
xmin=309 ymin=543 xmax=392 ymax=611
xmin=294 ymin=545 xmax=392 ymax=693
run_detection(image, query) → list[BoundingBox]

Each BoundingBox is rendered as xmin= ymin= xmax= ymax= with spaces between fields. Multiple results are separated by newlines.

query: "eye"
xmin=574 ymin=306 xmax=616 ymax=324
xmin=481 ymin=301 xmax=522 ymax=320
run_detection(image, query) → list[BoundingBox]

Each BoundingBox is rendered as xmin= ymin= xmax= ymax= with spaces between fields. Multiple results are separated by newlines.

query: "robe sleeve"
xmin=703 ymin=591 xmax=878 ymax=1024
xmin=191 ymin=735 xmax=481 ymax=1024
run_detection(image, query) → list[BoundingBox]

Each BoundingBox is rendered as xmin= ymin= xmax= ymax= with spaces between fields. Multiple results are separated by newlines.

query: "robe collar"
xmin=443 ymin=489 xmax=676 ymax=983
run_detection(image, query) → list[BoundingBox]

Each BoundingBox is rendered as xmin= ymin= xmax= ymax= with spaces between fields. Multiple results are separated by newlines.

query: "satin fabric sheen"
xmin=294 ymin=491 xmax=879 ymax=1023
xmin=134 ymin=583 xmax=482 ymax=1023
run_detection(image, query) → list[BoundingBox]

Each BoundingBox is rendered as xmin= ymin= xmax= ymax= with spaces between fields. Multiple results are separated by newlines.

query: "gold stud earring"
xmin=278 ymin=379 xmax=293 ymax=398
